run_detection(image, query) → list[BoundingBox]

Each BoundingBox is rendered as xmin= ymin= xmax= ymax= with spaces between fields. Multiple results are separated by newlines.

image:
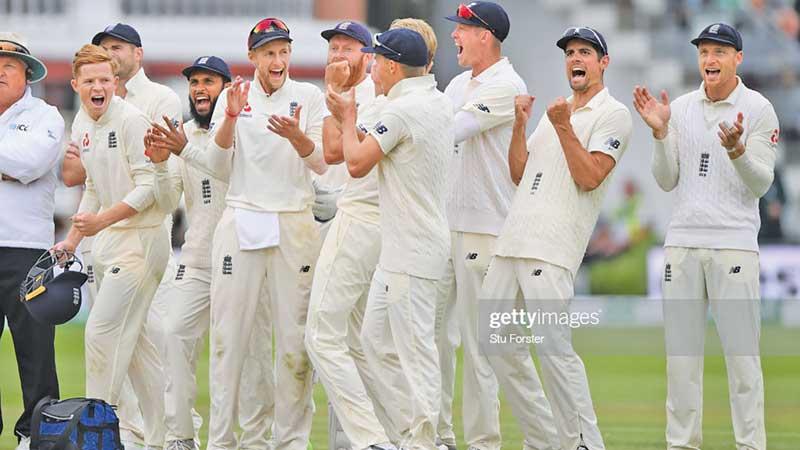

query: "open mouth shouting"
xmin=90 ymin=94 xmax=105 ymax=107
xmin=269 ymin=68 xmax=285 ymax=81
xmin=704 ymin=67 xmax=721 ymax=82
xmin=571 ymin=66 xmax=587 ymax=84
xmin=194 ymin=94 xmax=210 ymax=112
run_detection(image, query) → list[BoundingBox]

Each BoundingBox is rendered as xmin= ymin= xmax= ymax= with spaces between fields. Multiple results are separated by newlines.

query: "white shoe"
xmin=15 ymin=436 xmax=30 ymax=450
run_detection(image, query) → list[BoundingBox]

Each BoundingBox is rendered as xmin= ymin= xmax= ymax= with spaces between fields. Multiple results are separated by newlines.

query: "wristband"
xmin=225 ymin=108 xmax=240 ymax=118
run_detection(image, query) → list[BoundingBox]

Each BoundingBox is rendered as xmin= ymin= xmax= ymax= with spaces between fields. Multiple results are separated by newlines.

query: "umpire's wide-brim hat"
xmin=0 ymin=32 xmax=47 ymax=84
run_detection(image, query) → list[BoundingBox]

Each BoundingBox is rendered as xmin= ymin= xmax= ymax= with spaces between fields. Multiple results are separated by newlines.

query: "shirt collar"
xmin=0 ymin=87 xmax=33 ymax=121
xmin=386 ymin=74 xmax=436 ymax=100
xmin=699 ymin=76 xmax=744 ymax=105
xmin=124 ymin=67 xmax=149 ymax=98
xmin=568 ymin=87 xmax=609 ymax=112
xmin=472 ymin=57 xmax=510 ymax=84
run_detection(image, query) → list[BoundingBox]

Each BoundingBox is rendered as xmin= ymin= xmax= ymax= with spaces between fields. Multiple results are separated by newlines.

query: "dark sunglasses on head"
xmin=457 ymin=3 xmax=495 ymax=34
xmin=252 ymin=18 xmax=290 ymax=35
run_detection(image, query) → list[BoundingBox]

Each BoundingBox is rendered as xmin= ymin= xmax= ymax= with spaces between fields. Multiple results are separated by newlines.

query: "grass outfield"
xmin=1 ymin=324 xmax=798 ymax=450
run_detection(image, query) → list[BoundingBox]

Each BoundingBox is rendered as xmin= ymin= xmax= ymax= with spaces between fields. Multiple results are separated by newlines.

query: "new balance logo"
xmin=300 ymin=265 xmax=311 ymax=273
xmin=87 ymin=265 xmax=94 ymax=283
xmin=222 ymin=255 xmax=233 ymax=275
xmin=729 ymin=265 xmax=742 ymax=274
xmin=175 ymin=264 xmax=186 ymax=280
xmin=530 ymin=172 xmax=543 ymax=193
xmin=532 ymin=269 xmax=543 ymax=276
xmin=664 ymin=263 xmax=672 ymax=282
xmin=466 ymin=252 xmax=478 ymax=260
xmin=475 ymin=103 xmax=490 ymax=113
xmin=108 ymin=131 xmax=118 ymax=148
xmin=111 ymin=267 xmax=121 ymax=274
xmin=201 ymin=179 xmax=212 ymax=204
xmin=374 ymin=122 xmax=388 ymax=135
xmin=699 ymin=153 xmax=710 ymax=177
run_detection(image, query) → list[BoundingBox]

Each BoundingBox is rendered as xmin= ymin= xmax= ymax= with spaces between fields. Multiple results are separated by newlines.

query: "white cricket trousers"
xmin=162 ymin=264 xmax=274 ymax=447
xmin=434 ymin=232 xmax=501 ymax=450
xmin=84 ymin=225 xmax=170 ymax=448
xmin=208 ymin=207 xmax=320 ymax=450
xmin=481 ymin=256 xmax=599 ymax=450
xmin=662 ymin=247 xmax=764 ymax=450
xmin=361 ymin=266 xmax=441 ymax=450
xmin=305 ymin=211 xmax=392 ymax=450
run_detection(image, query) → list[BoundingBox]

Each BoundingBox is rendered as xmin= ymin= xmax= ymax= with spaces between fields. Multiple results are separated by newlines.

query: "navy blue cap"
xmin=182 ymin=56 xmax=231 ymax=83
xmin=92 ymin=23 xmax=142 ymax=47
xmin=361 ymin=28 xmax=428 ymax=67
xmin=445 ymin=2 xmax=510 ymax=42
xmin=321 ymin=21 xmax=372 ymax=47
xmin=556 ymin=26 xmax=608 ymax=56
xmin=691 ymin=23 xmax=742 ymax=51
xmin=248 ymin=18 xmax=292 ymax=50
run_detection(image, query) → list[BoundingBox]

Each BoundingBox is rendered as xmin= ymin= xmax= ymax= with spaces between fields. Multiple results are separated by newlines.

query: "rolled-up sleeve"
xmin=122 ymin=114 xmax=156 ymax=211
xmin=0 ymin=105 xmax=64 ymax=184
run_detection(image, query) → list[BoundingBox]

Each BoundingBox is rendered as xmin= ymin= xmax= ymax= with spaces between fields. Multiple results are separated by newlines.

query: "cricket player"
xmin=435 ymin=4 xmax=527 ymax=449
xmin=483 ymin=27 xmax=632 ymax=450
xmin=310 ymin=22 xmax=374 ymax=231
xmin=144 ymin=56 xmax=275 ymax=450
xmin=633 ymin=23 xmax=777 ymax=450
xmin=60 ymin=23 xmax=185 ymax=449
xmin=53 ymin=44 xmax=169 ymax=449
xmin=178 ymin=18 xmax=327 ymax=450
xmin=327 ymin=28 xmax=454 ymax=450
xmin=304 ymin=19 xmax=393 ymax=450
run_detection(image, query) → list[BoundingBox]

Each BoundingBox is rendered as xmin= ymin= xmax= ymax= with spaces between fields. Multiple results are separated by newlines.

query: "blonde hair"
xmin=72 ymin=44 xmax=118 ymax=78
xmin=390 ymin=18 xmax=437 ymax=66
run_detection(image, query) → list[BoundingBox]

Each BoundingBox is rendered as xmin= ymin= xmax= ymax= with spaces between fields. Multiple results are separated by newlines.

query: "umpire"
xmin=0 ymin=32 xmax=65 ymax=450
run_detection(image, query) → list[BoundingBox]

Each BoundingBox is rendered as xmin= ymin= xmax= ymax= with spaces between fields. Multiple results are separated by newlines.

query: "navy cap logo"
xmin=104 ymin=24 xmax=117 ymax=32
xmin=709 ymin=24 xmax=721 ymax=34
xmin=338 ymin=22 xmax=351 ymax=30
xmin=198 ymin=56 xmax=209 ymax=65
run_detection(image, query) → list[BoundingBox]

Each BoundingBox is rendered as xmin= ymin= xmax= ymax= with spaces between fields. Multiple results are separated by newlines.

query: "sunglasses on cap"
xmin=252 ymin=18 xmax=290 ymax=35
xmin=561 ymin=26 xmax=607 ymax=55
xmin=372 ymin=33 xmax=403 ymax=58
xmin=456 ymin=3 xmax=495 ymax=34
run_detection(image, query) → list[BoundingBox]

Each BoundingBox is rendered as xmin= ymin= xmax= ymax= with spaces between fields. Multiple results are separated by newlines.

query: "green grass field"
xmin=1 ymin=324 xmax=798 ymax=450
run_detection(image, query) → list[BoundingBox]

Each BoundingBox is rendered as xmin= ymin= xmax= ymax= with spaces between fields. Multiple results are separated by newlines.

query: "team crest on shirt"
xmin=108 ymin=131 xmax=118 ymax=148
xmin=602 ymin=136 xmax=621 ymax=153
xmin=289 ymin=101 xmax=299 ymax=116
xmin=201 ymin=179 xmax=212 ymax=204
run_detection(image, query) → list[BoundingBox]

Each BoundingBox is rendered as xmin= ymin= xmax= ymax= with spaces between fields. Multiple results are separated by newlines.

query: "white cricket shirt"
xmin=653 ymin=78 xmax=779 ymax=252
xmin=444 ymin=57 xmax=528 ymax=235
xmin=494 ymin=88 xmax=633 ymax=276
xmin=154 ymin=120 xmax=229 ymax=269
xmin=184 ymin=74 xmax=327 ymax=213
xmin=125 ymin=68 xmax=182 ymax=124
xmin=368 ymin=75 xmax=454 ymax=280
xmin=73 ymin=96 xmax=163 ymax=228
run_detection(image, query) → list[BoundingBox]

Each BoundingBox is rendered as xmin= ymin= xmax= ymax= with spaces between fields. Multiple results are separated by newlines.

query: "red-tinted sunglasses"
xmin=457 ymin=3 xmax=494 ymax=33
xmin=252 ymin=18 xmax=290 ymax=35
